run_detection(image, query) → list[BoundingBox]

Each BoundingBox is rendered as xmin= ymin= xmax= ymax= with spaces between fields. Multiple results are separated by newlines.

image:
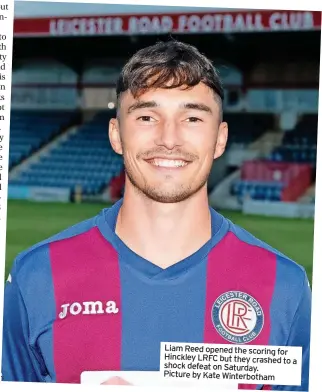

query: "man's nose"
xmin=155 ymin=120 xmax=183 ymax=150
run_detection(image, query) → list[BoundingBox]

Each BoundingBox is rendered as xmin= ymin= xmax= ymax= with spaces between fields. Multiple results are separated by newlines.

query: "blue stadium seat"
xmin=231 ymin=180 xmax=284 ymax=202
xmin=10 ymin=110 xmax=122 ymax=196
xmin=270 ymin=115 xmax=317 ymax=165
xmin=9 ymin=110 xmax=73 ymax=169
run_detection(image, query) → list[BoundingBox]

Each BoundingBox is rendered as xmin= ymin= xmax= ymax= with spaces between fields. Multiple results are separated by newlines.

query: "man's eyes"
xmin=136 ymin=116 xmax=203 ymax=123
xmin=186 ymin=117 xmax=203 ymax=122
xmin=137 ymin=116 xmax=155 ymax=122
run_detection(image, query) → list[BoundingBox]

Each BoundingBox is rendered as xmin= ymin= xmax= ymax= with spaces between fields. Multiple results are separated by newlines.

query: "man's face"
xmin=109 ymin=82 xmax=228 ymax=203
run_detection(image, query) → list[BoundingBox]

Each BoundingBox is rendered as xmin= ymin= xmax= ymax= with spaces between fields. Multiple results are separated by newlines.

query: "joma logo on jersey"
xmin=59 ymin=301 xmax=119 ymax=319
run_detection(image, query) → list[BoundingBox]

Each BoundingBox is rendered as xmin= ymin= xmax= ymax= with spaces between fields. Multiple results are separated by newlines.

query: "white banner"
xmin=7 ymin=185 xmax=71 ymax=203
xmin=247 ymin=89 xmax=319 ymax=113
xmin=243 ymin=200 xmax=315 ymax=218
xmin=11 ymin=87 xmax=78 ymax=110
xmin=82 ymin=87 xmax=116 ymax=109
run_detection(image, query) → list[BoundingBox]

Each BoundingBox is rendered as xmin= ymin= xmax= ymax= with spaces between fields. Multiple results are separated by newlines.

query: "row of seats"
xmin=270 ymin=147 xmax=316 ymax=165
xmin=281 ymin=115 xmax=318 ymax=147
xmin=9 ymin=110 xmax=73 ymax=169
xmin=269 ymin=115 xmax=318 ymax=166
xmin=230 ymin=114 xmax=317 ymax=203
xmin=225 ymin=113 xmax=274 ymax=147
xmin=11 ymin=110 xmax=123 ymax=195
xmin=231 ymin=180 xmax=284 ymax=202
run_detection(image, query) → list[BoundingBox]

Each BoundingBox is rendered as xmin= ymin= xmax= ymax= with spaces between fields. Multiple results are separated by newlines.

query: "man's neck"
xmin=115 ymin=187 xmax=212 ymax=269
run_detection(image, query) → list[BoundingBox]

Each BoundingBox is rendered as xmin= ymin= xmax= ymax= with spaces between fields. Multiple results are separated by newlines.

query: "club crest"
xmin=212 ymin=290 xmax=264 ymax=344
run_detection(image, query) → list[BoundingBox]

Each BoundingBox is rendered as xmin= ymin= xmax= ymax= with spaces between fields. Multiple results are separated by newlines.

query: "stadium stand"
xmin=224 ymin=113 xmax=275 ymax=150
xmin=9 ymin=110 xmax=74 ymax=170
xmin=231 ymin=180 xmax=284 ymax=203
xmin=10 ymin=111 xmax=124 ymax=195
xmin=270 ymin=114 xmax=318 ymax=165
xmin=230 ymin=161 xmax=312 ymax=203
xmin=229 ymin=114 xmax=318 ymax=204
xmin=8 ymin=21 xmax=319 ymax=211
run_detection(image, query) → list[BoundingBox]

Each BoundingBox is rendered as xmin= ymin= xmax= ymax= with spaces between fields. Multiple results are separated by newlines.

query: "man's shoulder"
xmin=225 ymin=218 xmax=307 ymax=281
xmin=10 ymin=210 xmax=106 ymax=283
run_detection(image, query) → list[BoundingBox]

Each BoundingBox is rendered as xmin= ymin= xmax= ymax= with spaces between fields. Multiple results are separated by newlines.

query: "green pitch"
xmin=4 ymin=200 xmax=314 ymax=284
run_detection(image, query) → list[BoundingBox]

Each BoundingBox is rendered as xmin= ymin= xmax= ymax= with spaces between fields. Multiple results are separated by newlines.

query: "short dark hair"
xmin=116 ymin=40 xmax=224 ymax=113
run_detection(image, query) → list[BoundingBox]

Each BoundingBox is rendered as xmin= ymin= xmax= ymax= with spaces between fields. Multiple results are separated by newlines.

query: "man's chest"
xmin=34 ymin=274 xmax=289 ymax=384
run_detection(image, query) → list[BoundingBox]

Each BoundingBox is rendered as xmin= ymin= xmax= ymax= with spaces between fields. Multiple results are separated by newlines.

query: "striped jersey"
xmin=2 ymin=199 xmax=311 ymax=390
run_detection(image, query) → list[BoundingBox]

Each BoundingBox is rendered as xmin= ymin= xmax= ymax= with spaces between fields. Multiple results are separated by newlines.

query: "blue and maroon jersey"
xmin=2 ymin=200 xmax=311 ymax=390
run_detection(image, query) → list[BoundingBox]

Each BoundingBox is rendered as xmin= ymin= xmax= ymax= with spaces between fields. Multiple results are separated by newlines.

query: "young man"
xmin=2 ymin=41 xmax=311 ymax=390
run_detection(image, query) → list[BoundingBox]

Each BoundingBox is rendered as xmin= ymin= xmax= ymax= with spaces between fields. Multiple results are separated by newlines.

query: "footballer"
xmin=2 ymin=41 xmax=311 ymax=390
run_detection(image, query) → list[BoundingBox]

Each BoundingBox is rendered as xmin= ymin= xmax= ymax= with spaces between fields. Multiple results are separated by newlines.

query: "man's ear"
xmin=214 ymin=121 xmax=228 ymax=160
xmin=109 ymin=117 xmax=123 ymax=155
